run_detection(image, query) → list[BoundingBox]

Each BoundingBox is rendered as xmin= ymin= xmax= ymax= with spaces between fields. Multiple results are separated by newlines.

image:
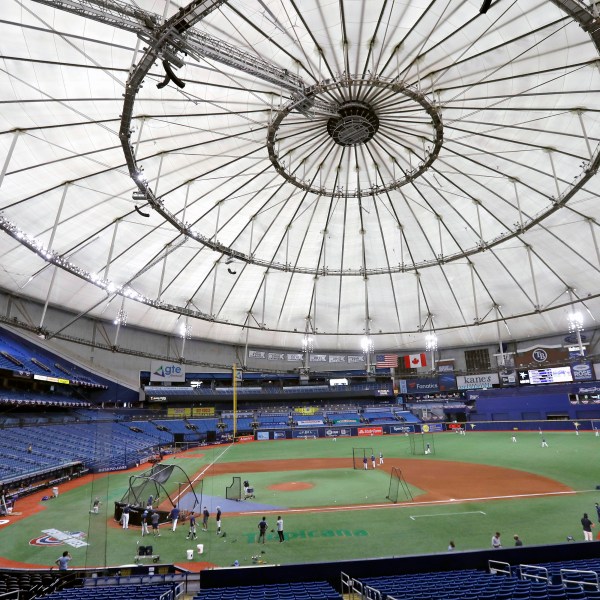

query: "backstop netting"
xmin=226 ymin=477 xmax=242 ymax=501
xmin=409 ymin=433 xmax=435 ymax=456
xmin=352 ymin=447 xmax=374 ymax=469
xmin=386 ymin=466 xmax=413 ymax=503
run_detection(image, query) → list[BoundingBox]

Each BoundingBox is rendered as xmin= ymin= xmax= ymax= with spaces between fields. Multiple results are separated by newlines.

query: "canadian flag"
xmin=404 ymin=353 xmax=427 ymax=368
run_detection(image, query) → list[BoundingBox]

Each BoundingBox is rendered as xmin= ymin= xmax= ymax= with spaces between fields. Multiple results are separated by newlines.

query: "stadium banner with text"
xmin=324 ymin=427 xmax=352 ymax=437
xmin=297 ymin=419 xmax=324 ymax=426
xmin=357 ymin=426 xmax=383 ymax=436
xmin=403 ymin=377 xmax=439 ymax=394
xmin=292 ymin=428 xmax=320 ymax=438
xmin=421 ymin=423 xmax=444 ymax=433
xmin=295 ymin=407 xmax=318 ymax=415
xmin=273 ymin=431 xmax=287 ymax=440
xmin=571 ymin=362 xmax=593 ymax=381
xmin=192 ymin=407 xmax=215 ymax=416
xmin=168 ymin=407 xmax=191 ymax=417
xmin=149 ymin=360 xmax=185 ymax=382
xmin=256 ymin=431 xmax=270 ymax=441
xmin=456 ymin=373 xmax=499 ymax=390
xmin=387 ymin=424 xmax=415 ymax=434
xmin=236 ymin=435 xmax=254 ymax=443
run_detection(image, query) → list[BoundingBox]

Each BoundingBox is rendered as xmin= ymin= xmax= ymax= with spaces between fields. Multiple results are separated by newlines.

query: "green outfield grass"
xmin=1 ymin=430 xmax=599 ymax=569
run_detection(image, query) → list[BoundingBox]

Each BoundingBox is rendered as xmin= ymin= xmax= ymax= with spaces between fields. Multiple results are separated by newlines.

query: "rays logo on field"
xmin=30 ymin=529 xmax=88 ymax=548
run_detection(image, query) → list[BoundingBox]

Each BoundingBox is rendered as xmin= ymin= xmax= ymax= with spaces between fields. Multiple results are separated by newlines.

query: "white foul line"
xmin=237 ymin=488 xmax=590 ymax=516
xmin=409 ymin=510 xmax=486 ymax=520
xmin=173 ymin=443 xmax=234 ymax=504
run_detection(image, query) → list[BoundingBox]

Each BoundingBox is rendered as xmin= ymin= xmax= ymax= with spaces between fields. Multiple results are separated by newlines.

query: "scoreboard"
xmin=518 ymin=366 xmax=573 ymax=385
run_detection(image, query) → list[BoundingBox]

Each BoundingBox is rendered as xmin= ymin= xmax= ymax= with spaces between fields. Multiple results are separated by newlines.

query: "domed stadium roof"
xmin=1 ymin=0 xmax=600 ymax=352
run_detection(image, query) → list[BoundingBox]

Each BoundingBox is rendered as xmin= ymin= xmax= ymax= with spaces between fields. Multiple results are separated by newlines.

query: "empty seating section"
xmin=0 ymin=422 xmax=168 ymax=481
xmin=194 ymin=581 xmax=341 ymax=600
xmin=0 ymin=331 xmax=106 ymax=388
xmin=355 ymin=561 xmax=600 ymax=600
xmin=0 ymin=389 xmax=91 ymax=408
xmin=44 ymin=583 xmax=176 ymax=600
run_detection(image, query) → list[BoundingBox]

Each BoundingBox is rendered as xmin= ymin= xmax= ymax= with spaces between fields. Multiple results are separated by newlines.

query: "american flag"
xmin=375 ymin=354 xmax=398 ymax=368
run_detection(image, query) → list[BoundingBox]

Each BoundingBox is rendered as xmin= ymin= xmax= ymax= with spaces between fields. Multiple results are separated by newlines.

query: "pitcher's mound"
xmin=268 ymin=482 xmax=314 ymax=491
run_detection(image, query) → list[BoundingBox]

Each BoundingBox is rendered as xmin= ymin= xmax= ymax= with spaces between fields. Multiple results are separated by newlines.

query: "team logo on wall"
xmin=532 ymin=348 xmax=548 ymax=362
xmin=30 ymin=529 xmax=88 ymax=548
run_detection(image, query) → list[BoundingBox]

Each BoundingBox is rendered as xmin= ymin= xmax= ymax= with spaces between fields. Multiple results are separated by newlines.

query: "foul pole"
xmin=233 ymin=363 xmax=238 ymax=440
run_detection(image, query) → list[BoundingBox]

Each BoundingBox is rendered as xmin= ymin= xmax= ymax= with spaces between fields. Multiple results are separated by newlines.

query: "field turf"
xmin=0 ymin=430 xmax=598 ymax=570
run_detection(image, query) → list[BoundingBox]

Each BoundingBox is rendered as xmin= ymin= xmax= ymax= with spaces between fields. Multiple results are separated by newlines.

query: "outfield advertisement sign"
xmin=388 ymin=424 xmax=415 ymax=434
xmin=324 ymin=428 xmax=352 ymax=437
xmin=273 ymin=431 xmax=287 ymax=440
xmin=236 ymin=435 xmax=254 ymax=443
xmin=256 ymin=431 xmax=270 ymax=441
xmin=421 ymin=423 xmax=444 ymax=432
xmin=297 ymin=419 xmax=324 ymax=426
xmin=292 ymin=429 xmax=319 ymax=438
xmin=357 ymin=426 xmax=383 ymax=436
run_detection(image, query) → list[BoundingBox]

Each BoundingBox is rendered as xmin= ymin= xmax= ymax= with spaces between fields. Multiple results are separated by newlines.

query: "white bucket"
xmin=186 ymin=549 xmax=194 ymax=560
xmin=52 ymin=487 xmax=59 ymax=497
xmin=196 ymin=544 xmax=204 ymax=555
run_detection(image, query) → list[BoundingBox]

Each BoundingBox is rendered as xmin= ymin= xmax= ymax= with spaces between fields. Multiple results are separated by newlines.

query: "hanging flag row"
xmin=374 ymin=353 xmax=428 ymax=368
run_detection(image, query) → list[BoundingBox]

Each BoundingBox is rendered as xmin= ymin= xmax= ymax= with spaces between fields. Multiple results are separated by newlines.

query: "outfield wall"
xmin=199 ymin=541 xmax=600 ymax=590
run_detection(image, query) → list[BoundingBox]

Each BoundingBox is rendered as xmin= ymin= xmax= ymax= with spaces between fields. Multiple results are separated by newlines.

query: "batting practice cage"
xmin=226 ymin=476 xmax=241 ymax=501
xmin=114 ymin=463 xmax=202 ymax=525
xmin=386 ymin=466 xmax=414 ymax=503
xmin=352 ymin=447 xmax=374 ymax=469
xmin=409 ymin=433 xmax=435 ymax=456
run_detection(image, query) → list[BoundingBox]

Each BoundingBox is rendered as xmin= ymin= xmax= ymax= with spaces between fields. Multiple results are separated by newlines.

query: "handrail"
xmin=489 ymin=560 xmax=512 ymax=576
xmin=364 ymin=584 xmax=382 ymax=600
xmin=560 ymin=568 xmax=599 ymax=589
xmin=519 ymin=564 xmax=549 ymax=582
xmin=340 ymin=572 xmax=353 ymax=598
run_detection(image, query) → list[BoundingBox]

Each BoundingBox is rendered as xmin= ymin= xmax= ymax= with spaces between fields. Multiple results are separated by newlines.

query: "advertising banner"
xmin=256 ymin=431 xmax=270 ymax=441
xmin=571 ymin=362 xmax=593 ymax=381
xmin=456 ymin=373 xmax=499 ymax=390
xmin=421 ymin=423 xmax=444 ymax=432
xmin=273 ymin=431 xmax=287 ymax=440
xmin=404 ymin=377 xmax=439 ymax=394
xmin=357 ymin=426 xmax=383 ymax=436
xmin=292 ymin=429 xmax=319 ymax=438
xmin=329 ymin=355 xmax=346 ymax=363
xmin=268 ymin=352 xmax=284 ymax=361
xmin=236 ymin=435 xmax=254 ymax=443
xmin=295 ymin=407 xmax=318 ymax=415
xmin=348 ymin=355 xmax=364 ymax=363
xmin=388 ymin=424 xmax=415 ymax=434
xmin=324 ymin=428 xmax=352 ymax=437
xmin=309 ymin=354 xmax=327 ymax=362
xmin=248 ymin=350 xmax=266 ymax=359
xmin=297 ymin=420 xmax=324 ymax=426
xmin=500 ymin=369 xmax=517 ymax=386
xmin=192 ymin=407 xmax=215 ymax=416
xmin=149 ymin=360 xmax=185 ymax=382
xmin=168 ymin=407 xmax=191 ymax=417
xmin=287 ymin=353 xmax=303 ymax=361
